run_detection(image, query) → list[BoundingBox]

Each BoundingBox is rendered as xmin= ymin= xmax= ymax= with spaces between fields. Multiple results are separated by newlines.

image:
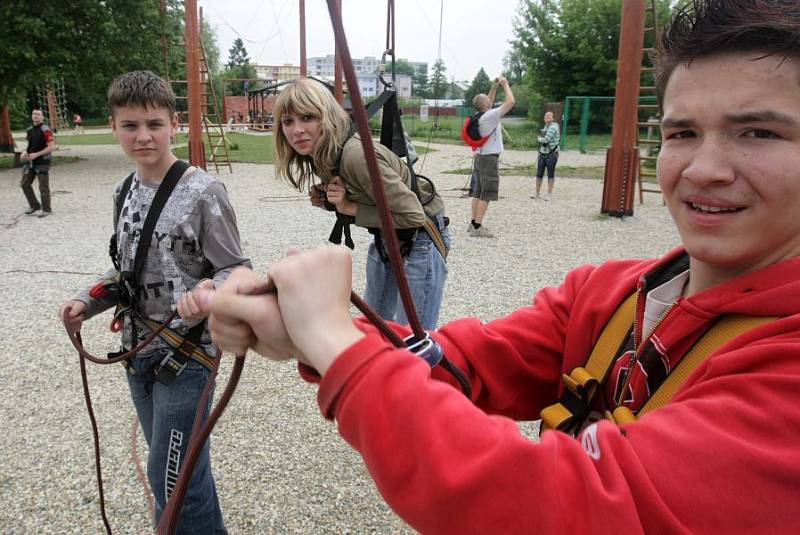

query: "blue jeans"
xmin=364 ymin=215 xmax=451 ymax=331
xmin=126 ymin=350 xmax=227 ymax=534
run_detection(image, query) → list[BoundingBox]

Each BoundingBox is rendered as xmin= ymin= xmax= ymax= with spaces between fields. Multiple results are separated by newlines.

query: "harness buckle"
xmin=118 ymin=272 xmax=137 ymax=308
xmin=403 ymin=332 xmax=444 ymax=367
xmin=152 ymin=353 xmax=189 ymax=385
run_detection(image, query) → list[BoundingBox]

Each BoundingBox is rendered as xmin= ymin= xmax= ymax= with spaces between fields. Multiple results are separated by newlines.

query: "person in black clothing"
xmin=21 ymin=109 xmax=57 ymax=217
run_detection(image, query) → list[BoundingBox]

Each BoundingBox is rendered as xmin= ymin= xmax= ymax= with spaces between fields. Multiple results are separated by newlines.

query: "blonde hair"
xmin=273 ymin=78 xmax=352 ymax=191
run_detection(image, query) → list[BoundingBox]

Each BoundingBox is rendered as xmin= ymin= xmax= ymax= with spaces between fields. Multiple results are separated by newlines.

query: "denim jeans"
xmin=364 ymin=215 xmax=451 ymax=331
xmin=126 ymin=350 xmax=227 ymax=534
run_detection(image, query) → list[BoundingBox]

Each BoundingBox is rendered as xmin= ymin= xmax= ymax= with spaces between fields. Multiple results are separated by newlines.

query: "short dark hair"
xmin=654 ymin=0 xmax=800 ymax=104
xmin=107 ymin=70 xmax=176 ymax=116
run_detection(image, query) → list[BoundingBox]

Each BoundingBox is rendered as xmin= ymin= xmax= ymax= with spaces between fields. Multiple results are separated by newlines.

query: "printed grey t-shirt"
xmin=75 ymin=166 xmax=250 ymax=356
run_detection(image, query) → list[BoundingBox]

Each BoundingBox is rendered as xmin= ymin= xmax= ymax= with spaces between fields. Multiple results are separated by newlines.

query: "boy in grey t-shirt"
xmin=59 ymin=71 xmax=249 ymax=533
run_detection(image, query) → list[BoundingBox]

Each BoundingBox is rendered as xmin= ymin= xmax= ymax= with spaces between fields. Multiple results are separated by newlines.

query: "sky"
xmin=201 ymin=0 xmax=519 ymax=82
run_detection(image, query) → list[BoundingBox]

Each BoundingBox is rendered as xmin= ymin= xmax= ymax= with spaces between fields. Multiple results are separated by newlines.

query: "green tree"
xmin=429 ymin=59 xmax=447 ymax=100
xmin=412 ymin=64 xmax=429 ymax=98
xmin=388 ymin=59 xmax=416 ymax=77
xmin=509 ymin=0 xmax=672 ymax=112
xmin=224 ymin=37 xmax=256 ymax=96
xmin=0 ymin=0 xmax=177 ymax=147
xmin=227 ymin=37 xmax=250 ymax=68
xmin=464 ymin=68 xmax=493 ymax=107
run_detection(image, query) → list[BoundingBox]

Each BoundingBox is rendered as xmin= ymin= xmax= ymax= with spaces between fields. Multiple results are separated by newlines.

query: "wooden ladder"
xmin=636 ymin=0 xmax=662 ymax=203
xmin=41 ymin=81 xmax=68 ymax=132
xmin=170 ymin=38 xmax=233 ymax=173
xmin=199 ymin=38 xmax=232 ymax=174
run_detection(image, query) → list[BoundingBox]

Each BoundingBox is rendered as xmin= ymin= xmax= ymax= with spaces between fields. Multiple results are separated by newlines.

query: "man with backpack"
xmin=467 ymin=76 xmax=514 ymax=238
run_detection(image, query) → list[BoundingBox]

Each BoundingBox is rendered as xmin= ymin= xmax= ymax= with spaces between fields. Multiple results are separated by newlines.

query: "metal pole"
xmin=334 ymin=0 xmax=343 ymax=102
xmin=299 ymin=0 xmax=307 ymax=76
xmin=579 ymin=97 xmax=590 ymax=154
xmin=186 ymin=0 xmax=205 ymax=168
xmin=601 ymin=0 xmax=645 ymax=216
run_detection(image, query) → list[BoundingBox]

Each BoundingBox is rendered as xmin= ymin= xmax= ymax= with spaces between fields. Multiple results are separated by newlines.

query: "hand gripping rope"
xmin=161 ymin=3 xmax=473 ymax=531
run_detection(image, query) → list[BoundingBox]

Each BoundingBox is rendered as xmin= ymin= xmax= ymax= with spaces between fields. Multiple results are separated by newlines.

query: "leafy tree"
xmin=464 ymin=68 xmax=493 ymax=107
xmin=0 ymin=0 xmax=179 ymax=148
xmin=429 ymin=59 xmax=447 ymax=100
xmin=509 ymin=0 xmax=672 ymax=116
xmin=412 ymin=64 xmax=429 ymax=98
xmin=223 ymin=38 xmax=256 ymax=96
xmin=223 ymin=64 xmax=257 ymax=96
xmin=387 ymin=59 xmax=416 ymax=77
xmin=227 ymin=38 xmax=250 ymax=68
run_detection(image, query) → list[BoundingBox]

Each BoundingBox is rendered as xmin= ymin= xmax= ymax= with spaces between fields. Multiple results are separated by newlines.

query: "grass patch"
xmin=174 ymin=133 xmax=432 ymax=165
xmin=442 ymin=163 xmax=606 ymax=180
xmin=0 ymin=154 xmax=83 ymax=170
xmin=175 ymin=132 xmax=274 ymax=164
xmin=50 ymin=133 xmax=120 ymax=145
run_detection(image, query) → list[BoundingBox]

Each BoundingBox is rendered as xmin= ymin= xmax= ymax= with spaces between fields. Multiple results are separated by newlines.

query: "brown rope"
xmin=130 ymin=416 xmax=155 ymax=519
xmin=326 ymin=0 xmax=427 ymax=341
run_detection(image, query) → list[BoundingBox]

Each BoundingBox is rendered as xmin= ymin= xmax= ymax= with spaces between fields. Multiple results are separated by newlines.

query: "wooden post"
xmin=160 ymin=0 xmax=169 ymax=77
xmin=334 ymin=0 xmax=343 ymax=102
xmin=299 ymin=0 xmax=307 ymax=76
xmin=601 ymin=0 xmax=646 ymax=217
xmin=185 ymin=0 xmax=205 ymax=168
xmin=0 ymin=104 xmax=15 ymax=153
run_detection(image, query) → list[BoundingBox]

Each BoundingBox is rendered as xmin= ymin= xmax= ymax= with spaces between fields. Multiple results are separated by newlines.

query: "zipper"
xmin=614 ymin=285 xmax=677 ymax=408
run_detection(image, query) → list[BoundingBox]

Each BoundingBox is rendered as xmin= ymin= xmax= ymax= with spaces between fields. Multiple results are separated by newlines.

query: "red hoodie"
xmin=305 ymin=248 xmax=800 ymax=533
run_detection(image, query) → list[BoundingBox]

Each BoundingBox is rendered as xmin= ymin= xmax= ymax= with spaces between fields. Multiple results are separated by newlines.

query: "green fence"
xmin=562 ymin=95 xmax=659 ymax=153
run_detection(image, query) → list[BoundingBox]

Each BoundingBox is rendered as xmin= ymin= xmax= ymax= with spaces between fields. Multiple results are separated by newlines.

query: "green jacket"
xmin=538 ymin=122 xmax=560 ymax=155
xmin=337 ymin=136 xmax=444 ymax=230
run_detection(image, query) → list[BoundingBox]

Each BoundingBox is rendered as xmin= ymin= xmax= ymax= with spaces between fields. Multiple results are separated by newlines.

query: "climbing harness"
xmin=325 ymin=29 xmax=450 ymax=263
xmin=539 ymin=290 xmax=779 ymax=435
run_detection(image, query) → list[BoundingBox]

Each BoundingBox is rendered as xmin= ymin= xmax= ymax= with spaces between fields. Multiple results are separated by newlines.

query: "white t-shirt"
xmin=642 ymin=269 xmax=690 ymax=339
xmin=477 ymin=106 xmax=504 ymax=155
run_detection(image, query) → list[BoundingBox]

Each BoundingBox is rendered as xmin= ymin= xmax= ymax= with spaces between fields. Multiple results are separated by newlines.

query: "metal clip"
xmin=152 ymin=353 xmax=188 ymax=385
xmin=403 ymin=332 xmax=444 ymax=368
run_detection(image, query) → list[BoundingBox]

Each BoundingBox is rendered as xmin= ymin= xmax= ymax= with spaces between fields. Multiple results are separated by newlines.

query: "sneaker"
xmin=38 ymin=211 xmax=52 ymax=218
xmin=25 ymin=207 xmax=40 ymax=215
xmin=471 ymin=225 xmax=495 ymax=238
xmin=530 ymin=194 xmax=539 ymax=200
xmin=467 ymin=223 xmax=477 ymax=236
xmin=543 ymin=193 xmax=551 ymax=202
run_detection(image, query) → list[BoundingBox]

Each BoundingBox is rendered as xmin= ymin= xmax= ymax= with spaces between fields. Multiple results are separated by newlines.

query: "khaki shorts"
xmin=472 ymin=153 xmax=499 ymax=201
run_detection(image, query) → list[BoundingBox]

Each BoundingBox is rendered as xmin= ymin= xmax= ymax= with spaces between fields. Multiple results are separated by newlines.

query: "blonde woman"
xmin=273 ymin=78 xmax=450 ymax=330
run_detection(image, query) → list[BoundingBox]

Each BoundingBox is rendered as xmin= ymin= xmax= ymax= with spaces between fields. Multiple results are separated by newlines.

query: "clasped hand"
xmin=194 ymin=246 xmax=365 ymax=375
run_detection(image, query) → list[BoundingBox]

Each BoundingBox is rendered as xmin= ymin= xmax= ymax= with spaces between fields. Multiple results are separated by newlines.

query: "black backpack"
xmin=461 ymin=111 xmax=492 ymax=150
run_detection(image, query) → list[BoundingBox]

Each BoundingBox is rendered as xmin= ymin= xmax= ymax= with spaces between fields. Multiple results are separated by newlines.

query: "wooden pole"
xmin=299 ymin=0 xmax=307 ymax=76
xmin=601 ymin=0 xmax=646 ymax=217
xmin=334 ymin=0 xmax=343 ymax=102
xmin=160 ymin=0 xmax=169 ymax=77
xmin=0 ymin=104 xmax=14 ymax=153
xmin=185 ymin=0 xmax=205 ymax=168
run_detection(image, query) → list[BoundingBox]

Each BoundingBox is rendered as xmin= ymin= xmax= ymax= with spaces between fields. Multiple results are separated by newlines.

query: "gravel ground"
xmin=0 ymin=138 xmax=679 ymax=533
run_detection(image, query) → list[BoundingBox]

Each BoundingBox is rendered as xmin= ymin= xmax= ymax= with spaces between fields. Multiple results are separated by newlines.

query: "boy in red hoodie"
xmin=195 ymin=1 xmax=800 ymax=532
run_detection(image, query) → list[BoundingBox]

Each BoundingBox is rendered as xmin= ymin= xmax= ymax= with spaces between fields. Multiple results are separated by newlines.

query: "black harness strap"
xmin=113 ymin=160 xmax=205 ymax=376
xmin=131 ymin=160 xmax=191 ymax=282
xmin=110 ymin=173 xmax=135 ymax=271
